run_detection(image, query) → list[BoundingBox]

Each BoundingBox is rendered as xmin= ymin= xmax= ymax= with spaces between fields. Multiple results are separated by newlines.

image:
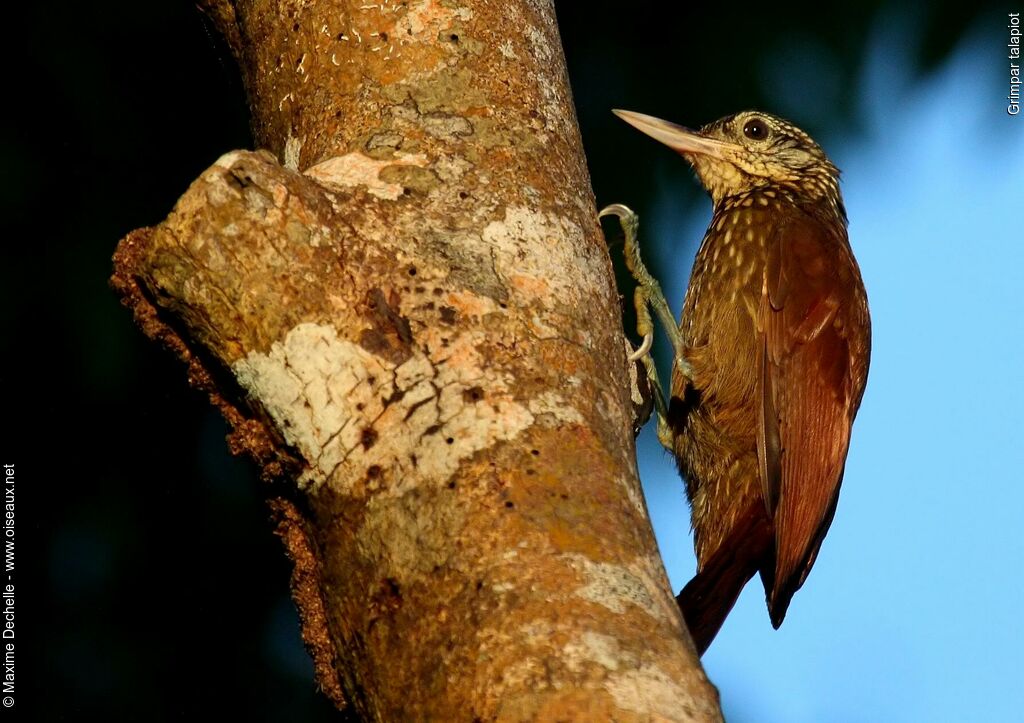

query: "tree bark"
xmin=111 ymin=0 xmax=722 ymax=719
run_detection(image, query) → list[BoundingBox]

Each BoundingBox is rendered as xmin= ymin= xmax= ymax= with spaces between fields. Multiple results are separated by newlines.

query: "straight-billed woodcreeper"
xmin=602 ymin=110 xmax=870 ymax=655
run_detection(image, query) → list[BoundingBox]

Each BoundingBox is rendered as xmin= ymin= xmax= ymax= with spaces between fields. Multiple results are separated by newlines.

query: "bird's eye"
xmin=743 ymin=118 xmax=769 ymax=141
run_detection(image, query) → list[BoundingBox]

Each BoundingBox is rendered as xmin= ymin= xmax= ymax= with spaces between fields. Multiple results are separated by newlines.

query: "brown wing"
xmin=758 ymin=213 xmax=869 ymax=627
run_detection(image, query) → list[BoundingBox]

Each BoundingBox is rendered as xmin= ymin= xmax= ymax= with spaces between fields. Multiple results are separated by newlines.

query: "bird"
xmin=602 ymin=109 xmax=870 ymax=655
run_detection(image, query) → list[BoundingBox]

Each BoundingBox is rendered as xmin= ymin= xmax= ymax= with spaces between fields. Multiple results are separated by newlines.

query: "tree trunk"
xmin=110 ymin=0 xmax=722 ymax=719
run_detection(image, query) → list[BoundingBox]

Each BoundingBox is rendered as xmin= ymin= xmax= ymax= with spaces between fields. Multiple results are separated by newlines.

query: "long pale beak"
xmin=612 ymin=109 xmax=736 ymax=159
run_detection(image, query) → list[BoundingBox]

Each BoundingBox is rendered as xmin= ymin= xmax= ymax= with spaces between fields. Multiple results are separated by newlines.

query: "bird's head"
xmin=614 ymin=109 xmax=844 ymax=220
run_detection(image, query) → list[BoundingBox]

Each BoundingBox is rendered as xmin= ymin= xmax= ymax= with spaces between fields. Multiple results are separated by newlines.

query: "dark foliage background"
xmin=2 ymin=1 xmax=1010 ymax=719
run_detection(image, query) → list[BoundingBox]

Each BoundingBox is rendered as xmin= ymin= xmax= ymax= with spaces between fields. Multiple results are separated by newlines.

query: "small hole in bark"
xmin=450 ymin=33 xmax=459 ymax=42
xmin=410 ymin=454 xmax=418 ymax=467
xmin=447 ymin=480 xmax=456 ymax=489
xmin=379 ymin=31 xmax=388 ymax=41
xmin=459 ymin=191 xmax=469 ymax=199
xmin=293 ymin=22 xmax=300 ymax=31
xmin=476 ymin=580 xmax=484 ymax=591
xmin=526 ymin=469 xmax=535 ymax=476
xmin=403 ymin=187 xmax=412 ymax=196
xmin=446 ymin=437 xmax=455 ymax=445
xmin=368 ymin=376 xmax=377 ymax=385
xmin=408 ymin=266 xmax=417 ymax=276
xmin=530 ymin=449 xmax=540 ymax=456
xmin=433 ymin=287 xmax=444 ymax=296
xmin=361 ymin=428 xmax=378 ymax=450
xmin=560 ymin=493 xmax=569 ymax=500
xmin=356 ymin=402 xmax=365 ymax=411
xmin=463 ymin=386 xmax=484 ymax=403
xmin=504 ymin=500 xmax=515 ymax=509
xmin=367 ymin=465 xmax=381 ymax=479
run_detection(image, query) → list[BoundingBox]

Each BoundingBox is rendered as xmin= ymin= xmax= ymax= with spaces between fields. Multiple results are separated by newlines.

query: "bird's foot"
xmin=624 ymin=338 xmax=655 ymax=437
xmin=600 ymin=203 xmax=683 ymax=451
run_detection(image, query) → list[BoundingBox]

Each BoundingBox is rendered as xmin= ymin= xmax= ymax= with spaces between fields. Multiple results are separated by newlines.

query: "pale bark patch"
xmin=563 ymin=631 xmax=627 ymax=672
xmin=567 ymin=554 xmax=676 ymax=626
xmin=483 ymin=206 xmax=604 ymax=310
xmin=528 ymin=390 xmax=585 ymax=425
xmin=605 ymin=664 xmax=699 ymax=720
xmin=283 ymin=135 xmax=304 ymax=171
xmin=232 ymin=321 xmax=584 ymax=495
xmin=232 ymin=322 xmax=393 ymax=489
xmin=305 ymin=151 xmax=429 ymax=200
xmin=398 ymin=0 xmax=473 ymax=38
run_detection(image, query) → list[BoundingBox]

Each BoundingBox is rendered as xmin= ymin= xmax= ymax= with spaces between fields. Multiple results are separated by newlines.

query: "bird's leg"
xmin=599 ymin=204 xmax=689 ymax=452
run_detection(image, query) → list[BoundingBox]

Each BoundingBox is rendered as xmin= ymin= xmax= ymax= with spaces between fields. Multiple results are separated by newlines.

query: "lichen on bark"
xmin=112 ymin=0 xmax=723 ymax=719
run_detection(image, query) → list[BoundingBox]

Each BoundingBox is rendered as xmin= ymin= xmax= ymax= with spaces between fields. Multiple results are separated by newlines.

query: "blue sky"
xmin=638 ymin=15 xmax=1024 ymax=722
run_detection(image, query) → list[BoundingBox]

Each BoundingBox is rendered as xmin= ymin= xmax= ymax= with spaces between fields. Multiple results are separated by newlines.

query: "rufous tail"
xmin=677 ymin=509 xmax=773 ymax=655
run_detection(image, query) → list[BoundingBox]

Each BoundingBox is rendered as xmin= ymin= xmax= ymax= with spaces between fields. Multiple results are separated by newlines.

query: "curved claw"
xmin=599 ymin=203 xmax=635 ymax=220
xmin=599 ymin=205 xmax=639 ymax=249
xmin=627 ymin=333 xmax=653 ymax=362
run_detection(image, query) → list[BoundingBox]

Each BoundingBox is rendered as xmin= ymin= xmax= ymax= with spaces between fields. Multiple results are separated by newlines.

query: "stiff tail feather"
xmin=677 ymin=507 xmax=773 ymax=655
